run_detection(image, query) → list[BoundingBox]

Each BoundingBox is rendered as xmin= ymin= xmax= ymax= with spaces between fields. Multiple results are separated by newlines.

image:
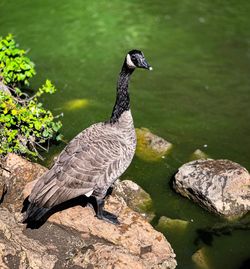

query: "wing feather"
xmin=29 ymin=122 xmax=135 ymax=208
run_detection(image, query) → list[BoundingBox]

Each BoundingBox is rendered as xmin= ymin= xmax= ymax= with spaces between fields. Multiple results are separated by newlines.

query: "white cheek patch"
xmin=126 ymin=54 xmax=136 ymax=69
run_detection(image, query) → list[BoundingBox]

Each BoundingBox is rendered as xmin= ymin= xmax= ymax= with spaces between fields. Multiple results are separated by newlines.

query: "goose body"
xmin=25 ymin=50 xmax=151 ymax=224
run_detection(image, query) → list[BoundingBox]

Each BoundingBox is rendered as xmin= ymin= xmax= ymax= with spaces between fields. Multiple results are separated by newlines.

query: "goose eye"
xmin=131 ymin=55 xmax=136 ymax=61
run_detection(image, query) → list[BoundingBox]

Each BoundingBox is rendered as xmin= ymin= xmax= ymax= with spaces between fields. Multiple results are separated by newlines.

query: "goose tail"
xmin=23 ymin=202 xmax=50 ymax=222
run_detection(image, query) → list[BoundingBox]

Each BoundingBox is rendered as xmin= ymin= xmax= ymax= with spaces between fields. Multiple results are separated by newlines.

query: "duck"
xmin=24 ymin=49 xmax=152 ymax=224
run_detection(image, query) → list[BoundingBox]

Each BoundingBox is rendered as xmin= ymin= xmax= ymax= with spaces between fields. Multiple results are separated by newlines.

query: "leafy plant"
xmin=0 ymin=34 xmax=35 ymax=86
xmin=0 ymin=34 xmax=62 ymax=159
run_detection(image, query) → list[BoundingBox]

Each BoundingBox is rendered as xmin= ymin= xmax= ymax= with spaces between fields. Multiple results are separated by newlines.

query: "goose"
xmin=24 ymin=50 xmax=152 ymax=224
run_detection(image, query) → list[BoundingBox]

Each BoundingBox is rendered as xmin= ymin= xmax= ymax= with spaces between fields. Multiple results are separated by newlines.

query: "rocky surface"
xmin=0 ymin=153 xmax=47 ymax=212
xmin=173 ymin=159 xmax=250 ymax=219
xmin=135 ymin=128 xmax=172 ymax=161
xmin=0 ymin=154 xmax=177 ymax=269
xmin=113 ymin=179 xmax=155 ymax=221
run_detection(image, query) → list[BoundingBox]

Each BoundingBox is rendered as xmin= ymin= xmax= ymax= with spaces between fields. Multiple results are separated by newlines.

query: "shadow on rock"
xmin=22 ymin=195 xmax=92 ymax=229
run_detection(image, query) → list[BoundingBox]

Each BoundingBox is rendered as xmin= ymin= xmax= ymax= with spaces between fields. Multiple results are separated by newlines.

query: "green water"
xmin=1 ymin=0 xmax=250 ymax=268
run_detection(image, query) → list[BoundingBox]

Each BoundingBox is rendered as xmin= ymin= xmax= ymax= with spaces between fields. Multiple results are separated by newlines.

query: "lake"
xmin=1 ymin=0 xmax=250 ymax=268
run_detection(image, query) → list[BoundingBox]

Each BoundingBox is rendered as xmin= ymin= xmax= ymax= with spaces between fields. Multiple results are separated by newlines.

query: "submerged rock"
xmin=64 ymin=98 xmax=89 ymax=111
xmin=135 ymin=127 xmax=172 ymax=161
xmin=192 ymin=248 xmax=211 ymax=269
xmin=113 ymin=179 xmax=155 ymax=222
xmin=0 ymin=154 xmax=177 ymax=269
xmin=156 ymin=216 xmax=189 ymax=233
xmin=190 ymin=149 xmax=209 ymax=160
xmin=173 ymin=159 xmax=250 ymax=219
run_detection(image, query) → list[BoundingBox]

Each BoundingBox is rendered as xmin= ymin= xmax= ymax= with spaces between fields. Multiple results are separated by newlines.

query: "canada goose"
xmin=24 ymin=50 xmax=152 ymax=224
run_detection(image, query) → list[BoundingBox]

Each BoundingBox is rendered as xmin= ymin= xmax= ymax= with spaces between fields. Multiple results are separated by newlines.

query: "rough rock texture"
xmin=0 ymin=208 xmax=58 ymax=269
xmin=0 ymin=153 xmax=47 ymax=212
xmin=113 ymin=179 xmax=155 ymax=221
xmin=173 ymin=159 xmax=250 ymax=219
xmin=135 ymin=128 xmax=172 ymax=161
xmin=24 ymin=180 xmax=176 ymax=269
xmin=0 ymin=154 xmax=177 ymax=269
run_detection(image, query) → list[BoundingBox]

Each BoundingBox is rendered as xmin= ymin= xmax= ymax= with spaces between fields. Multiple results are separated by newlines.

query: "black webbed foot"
xmin=93 ymin=197 xmax=120 ymax=225
xmin=96 ymin=209 xmax=120 ymax=225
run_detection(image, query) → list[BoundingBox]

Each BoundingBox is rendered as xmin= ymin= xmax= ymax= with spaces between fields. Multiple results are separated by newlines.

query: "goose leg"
xmin=95 ymin=198 xmax=120 ymax=225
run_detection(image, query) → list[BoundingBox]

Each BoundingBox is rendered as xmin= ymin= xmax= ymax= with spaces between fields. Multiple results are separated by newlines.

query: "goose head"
xmin=126 ymin=50 xmax=152 ymax=71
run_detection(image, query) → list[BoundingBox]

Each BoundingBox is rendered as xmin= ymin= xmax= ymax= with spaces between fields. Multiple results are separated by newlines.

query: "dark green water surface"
xmin=1 ymin=1 xmax=250 ymax=268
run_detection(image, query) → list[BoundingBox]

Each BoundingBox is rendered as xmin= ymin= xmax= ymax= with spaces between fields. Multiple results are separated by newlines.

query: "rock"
xmin=0 ymin=153 xmax=47 ymax=211
xmin=0 ymin=208 xmax=58 ymax=269
xmin=135 ymin=128 xmax=172 ymax=161
xmin=173 ymin=159 xmax=250 ymax=219
xmin=190 ymin=149 xmax=208 ymax=160
xmin=24 ymin=180 xmax=176 ymax=269
xmin=192 ymin=248 xmax=211 ymax=269
xmin=113 ymin=179 xmax=155 ymax=222
xmin=156 ymin=216 xmax=189 ymax=233
xmin=0 ymin=154 xmax=177 ymax=269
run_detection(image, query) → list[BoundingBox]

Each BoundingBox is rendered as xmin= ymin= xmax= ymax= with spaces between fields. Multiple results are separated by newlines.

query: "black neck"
xmin=110 ymin=61 xmax=134 ymax=123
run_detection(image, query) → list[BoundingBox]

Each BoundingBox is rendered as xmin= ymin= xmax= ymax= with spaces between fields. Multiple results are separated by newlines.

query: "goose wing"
xmin=29 ymin=122 xmax=134 ymax=208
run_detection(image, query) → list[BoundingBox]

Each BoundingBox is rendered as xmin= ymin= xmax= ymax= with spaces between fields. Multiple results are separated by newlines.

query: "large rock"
xmin=24 ymin=180 xmax=176 ymax=269
xmin=0 ymin=154 xmax=177 ymax=269
xmin=173 ymin=159 xmax=250 ymax=219
xmin=135 ymin=128 xmax=172 ymax=161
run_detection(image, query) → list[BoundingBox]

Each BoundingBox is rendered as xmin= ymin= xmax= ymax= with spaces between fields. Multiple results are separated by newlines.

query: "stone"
xmin=156 ymin=216 xmax=189 ymax=233
xmin=24 ymin=180 xmax=177 ymax=269
xmin=173 ymin=159 xmax=250 ymax=219
xmin=192 ymin=248 xmax=211 ymax=269
xmin=0 ymin=153 xmax=47 ymax=211
xmin=190 ymin=149 xmax=208 ymax=160
xmin=135 ymin=128 xmax=172 ymax=161
xmin=0 ymin=154 xmax=177 ymax=269
xmin=0 ymin=208 xmax=58 ymax=269
xmin=113 ymin=179 xmax=155 ymax=221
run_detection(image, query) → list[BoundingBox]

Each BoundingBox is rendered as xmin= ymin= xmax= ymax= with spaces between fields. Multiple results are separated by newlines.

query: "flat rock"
xmin=156 ymin=216 xmax=189 ymax=233
xmin=173 ymin=159 xmax=250 ymax=219
xmin=135 ymin=128 xmax=172 ymax=161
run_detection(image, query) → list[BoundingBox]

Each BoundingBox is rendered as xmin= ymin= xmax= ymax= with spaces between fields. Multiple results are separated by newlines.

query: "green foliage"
xmin=0 ymin=34 xmax=62 ymax=158
xmin=0 ymin=34 xmax=35 ymax=86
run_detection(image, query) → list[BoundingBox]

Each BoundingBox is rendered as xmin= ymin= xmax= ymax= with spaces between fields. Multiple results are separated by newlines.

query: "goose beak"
xmin=140 ymin=59 xmax=153 ymax=70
